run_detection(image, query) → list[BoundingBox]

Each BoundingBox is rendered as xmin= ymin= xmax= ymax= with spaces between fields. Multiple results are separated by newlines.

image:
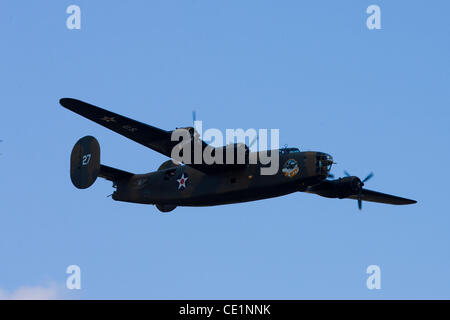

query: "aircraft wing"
xmin=60 ymin=98 xmax=182 ymax=157
xmin=60 ymin=98 xmax=217 ymax=160
xmin=60 ymin=98 xmax=238 ymax=173
xmin=347 ymin=188 xmax=417 ymax=205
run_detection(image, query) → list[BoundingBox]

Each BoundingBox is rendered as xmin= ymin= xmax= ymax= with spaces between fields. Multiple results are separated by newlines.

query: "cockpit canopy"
xmin=279 ymin=147 xmax=300 ymax=155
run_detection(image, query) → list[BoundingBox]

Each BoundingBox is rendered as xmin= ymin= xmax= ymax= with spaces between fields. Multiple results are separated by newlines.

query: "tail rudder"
xmin=70 ymin=136 xmax=101 ymax=189
xmin=70 ymin=136 xmax=134 ymax=189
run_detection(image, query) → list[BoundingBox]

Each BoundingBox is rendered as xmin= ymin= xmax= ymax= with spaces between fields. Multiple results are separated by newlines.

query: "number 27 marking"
xmin=82 ymin=154 xmax=91 ymax=165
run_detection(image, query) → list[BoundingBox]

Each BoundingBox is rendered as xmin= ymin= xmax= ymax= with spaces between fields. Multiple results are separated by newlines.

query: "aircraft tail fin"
xmin=70 ymin=136 xmax=101 ymax=189
xmin=70 ymin=136 xmax=134 ymax=189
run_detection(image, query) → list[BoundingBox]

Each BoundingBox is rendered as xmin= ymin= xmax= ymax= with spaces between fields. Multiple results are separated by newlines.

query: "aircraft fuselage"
xmin=112 ymin=150 xmax=331 ymax=206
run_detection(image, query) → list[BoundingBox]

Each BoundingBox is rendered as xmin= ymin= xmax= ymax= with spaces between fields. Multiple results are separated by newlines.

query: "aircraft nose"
xmin=316 ymin=152 xmax=333 ymax=176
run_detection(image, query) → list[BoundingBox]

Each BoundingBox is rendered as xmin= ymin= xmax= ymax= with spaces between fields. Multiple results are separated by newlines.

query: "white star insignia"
xmin=177 ymin=173 xmax=188 ymax=190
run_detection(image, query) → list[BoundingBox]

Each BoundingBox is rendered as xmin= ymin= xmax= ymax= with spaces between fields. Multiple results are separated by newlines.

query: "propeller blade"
xmin=358 ymin=192 xmax=362 ymax=210
xmin=341 ymin=170 xmax=374 ymax=210
xmin=363 ymin=172 xmax=374 ymax=183
xmin=192 ymin=110 xmax=202 ymax=136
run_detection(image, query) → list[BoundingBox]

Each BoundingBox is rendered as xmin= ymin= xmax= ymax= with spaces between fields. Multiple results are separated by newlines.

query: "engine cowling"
xmin=308 ymin=176 xmax=363 ymax=199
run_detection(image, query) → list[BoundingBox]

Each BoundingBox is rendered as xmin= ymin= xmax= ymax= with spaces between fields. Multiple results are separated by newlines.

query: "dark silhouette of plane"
xmin=60 ymin=98 xmax=416 ymax=212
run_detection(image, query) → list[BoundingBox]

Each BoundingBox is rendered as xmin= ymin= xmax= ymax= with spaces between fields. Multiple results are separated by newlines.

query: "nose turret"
xmin=315 ymin=152 xmax=333 ymax=178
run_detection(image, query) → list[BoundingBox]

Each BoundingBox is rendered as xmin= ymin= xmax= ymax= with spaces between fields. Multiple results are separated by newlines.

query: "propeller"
xmin=194 ymin=110 xmax=258 ymax=150
xmin=193 ymin=110 xmax=216 ymax=145
xmin=192 ymin=110 xmax=204 ymax=140
xmin=344 ymin=170 xmax=374 ymax=210
xmin=362 ymin=172 xmax=374 ymax=183
xmin=192 ymin=110 xmax=199 ymax=132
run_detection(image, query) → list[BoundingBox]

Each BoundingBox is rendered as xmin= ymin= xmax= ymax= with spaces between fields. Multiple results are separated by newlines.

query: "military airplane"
xmin=60 ymin=98 xmax=416 ymax=212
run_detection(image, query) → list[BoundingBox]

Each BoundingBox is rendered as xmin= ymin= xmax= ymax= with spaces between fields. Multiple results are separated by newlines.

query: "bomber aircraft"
xmin=60 ymin=98 xmax=416 ymax=212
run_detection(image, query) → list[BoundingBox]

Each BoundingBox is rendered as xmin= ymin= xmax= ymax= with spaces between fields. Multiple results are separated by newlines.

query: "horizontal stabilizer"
xmin=99 ymin=165 xmax=134 ymax=182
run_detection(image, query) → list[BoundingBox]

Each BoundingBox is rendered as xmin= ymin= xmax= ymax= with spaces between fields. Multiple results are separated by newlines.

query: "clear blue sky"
xmin=0 ymin=1 xmax=449 ymax=299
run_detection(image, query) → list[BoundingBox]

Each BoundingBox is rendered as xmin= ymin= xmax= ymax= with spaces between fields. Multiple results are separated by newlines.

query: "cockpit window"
xmin=279 ymin=148 xmax=300 ymax=155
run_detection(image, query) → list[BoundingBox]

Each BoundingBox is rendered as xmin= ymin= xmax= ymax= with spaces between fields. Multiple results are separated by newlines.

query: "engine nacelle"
xmin=308 ymin=176 xmax=362 ymax=199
